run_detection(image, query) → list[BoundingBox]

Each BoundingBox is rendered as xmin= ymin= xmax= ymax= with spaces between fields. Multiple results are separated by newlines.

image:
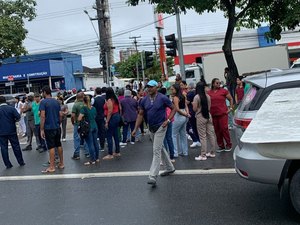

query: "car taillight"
xmin=239 ymin=169 xmax=248 ymax=177
xmin=234 ymin=118 xmax=252 ymax=129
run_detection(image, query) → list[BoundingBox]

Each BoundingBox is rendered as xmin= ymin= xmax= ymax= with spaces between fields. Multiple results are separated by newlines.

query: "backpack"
xmin=77 ymin=107 xmax=90 ymax=139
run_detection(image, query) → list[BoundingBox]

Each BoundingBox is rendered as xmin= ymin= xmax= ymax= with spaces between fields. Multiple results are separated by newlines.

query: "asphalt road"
xmin=0 ymin=130 xmax=299 ymax=224
xmin=0 ymin=174 xmax=299 ymax=225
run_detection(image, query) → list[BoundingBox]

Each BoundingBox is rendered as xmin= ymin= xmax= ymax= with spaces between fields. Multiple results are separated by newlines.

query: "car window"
xmin=238 ymin=85 xmax=259 ymax=112
xmin=66 ymin=96 xmax=76 ymax=104
xmin=185 ymin=70 xmax=195 ymax=79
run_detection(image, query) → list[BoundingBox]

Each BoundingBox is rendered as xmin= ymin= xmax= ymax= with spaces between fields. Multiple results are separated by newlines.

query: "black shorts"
xmin=45 ymin=128 xmax=62 ymax=149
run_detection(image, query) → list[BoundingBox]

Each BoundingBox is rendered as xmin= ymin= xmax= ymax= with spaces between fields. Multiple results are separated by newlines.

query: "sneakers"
xmin=130 ymin=142 xmax=135 ymax=145
xmin=206 ymin=152 xmax=216 ymax=158
xmin=62 ymin=138 xmax=66 ymax=142
xmin=195 ymin=155 xmax=207 ymax=161
xmin=147 ymin=178 xmax=157 ymax=187
xmin=120 ymin=142 xmax=127 ymax=146
xmin=225 ymin=147 xmax=232 ymax=152
xmin=22 ymin=145 xmax=32 ymax=151
xmin=71 ymin=155 xmax=80 ymax=160
xmin=216 ymin=147 xmax=225 ymax=153
xmin=160 ymin=169 xmax=175 ymax=177
xmin=190 ymin=142 xmax=201 ymax=148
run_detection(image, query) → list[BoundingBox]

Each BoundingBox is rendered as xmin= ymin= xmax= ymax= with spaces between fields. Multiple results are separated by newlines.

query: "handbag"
xmin=77 ymin=107 xmax=90 ymax=138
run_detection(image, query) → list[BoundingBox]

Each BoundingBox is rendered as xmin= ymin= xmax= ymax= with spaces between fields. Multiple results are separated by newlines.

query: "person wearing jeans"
xmin=78 ymin=96 xmax=100 ymax=165
xmin=120 ymin=89 xmax=138 ymax=146
xmin=132 ymin=80 xmax=176 ymax=186
xmin=170 ymin=83 xmax=189 ymax=157
xmin=103 ymin=88 xmax=121 ymax=160
xmin=71 ymin=92 xmax=89 ymax=159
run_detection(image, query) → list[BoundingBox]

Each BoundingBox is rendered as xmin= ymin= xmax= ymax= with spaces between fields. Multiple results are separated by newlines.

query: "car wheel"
xmin=290 ymin=168 xmax=300 ymax=214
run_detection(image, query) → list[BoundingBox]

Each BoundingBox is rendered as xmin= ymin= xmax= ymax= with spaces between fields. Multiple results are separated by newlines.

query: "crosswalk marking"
xmin=0 ymin=169 xmax=236 ymax=181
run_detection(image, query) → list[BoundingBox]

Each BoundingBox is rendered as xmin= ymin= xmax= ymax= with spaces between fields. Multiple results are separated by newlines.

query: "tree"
xmin=127 ymin=0 xmax=300 ymax=85
xmin=0 ymin=0 xmax=36 ymax=60
xmin=116 ymin=52 xmax=174 ymax=80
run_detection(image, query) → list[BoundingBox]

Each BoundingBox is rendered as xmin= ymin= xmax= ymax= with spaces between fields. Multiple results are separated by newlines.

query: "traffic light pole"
xmin=174 ymin=1 xmax=185 ymax=80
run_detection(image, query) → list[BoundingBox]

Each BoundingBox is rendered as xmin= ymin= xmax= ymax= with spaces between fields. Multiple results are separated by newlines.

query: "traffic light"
xmin=165 ymin=33 xmax=177 ymax=57
xmin=145 ymin=51 xmax=154 ymax=69
xmin=100 ymin=53 xmax=107 ymax=70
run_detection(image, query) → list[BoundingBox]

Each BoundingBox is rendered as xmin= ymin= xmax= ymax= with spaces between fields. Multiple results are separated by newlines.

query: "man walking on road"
xmin=132 ymin=80 xmax=176 ymax=186
xmin=40 ymin=86 xmax=64 ymax=173
xmin=0 ymin=96 xmax=25 ymax=169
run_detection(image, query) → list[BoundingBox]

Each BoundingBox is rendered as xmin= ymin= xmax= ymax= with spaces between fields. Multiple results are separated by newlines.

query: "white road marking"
xmin=0 ymin=169 xmax=236 ymax=182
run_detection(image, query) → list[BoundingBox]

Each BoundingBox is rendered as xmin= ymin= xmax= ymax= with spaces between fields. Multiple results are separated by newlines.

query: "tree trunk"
xmin=222 ymin=6 xmax=239 ymax=100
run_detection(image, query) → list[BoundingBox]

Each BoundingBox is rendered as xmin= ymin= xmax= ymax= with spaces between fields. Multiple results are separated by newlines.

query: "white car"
xmin=64 ymin=91 xmax=95 ymax=115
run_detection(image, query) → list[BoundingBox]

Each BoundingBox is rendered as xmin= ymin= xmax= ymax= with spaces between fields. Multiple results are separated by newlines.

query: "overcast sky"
xmin=24 ymin=0 xmax=228 ymax=68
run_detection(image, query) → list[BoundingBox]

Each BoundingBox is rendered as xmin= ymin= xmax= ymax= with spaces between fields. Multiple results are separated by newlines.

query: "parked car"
xmin=233 ymin=68 xmax=300 ymax=214
xmin=64 ymin=91 xmax=94 ymax=115
xmin=1 ymin=93 xmax=26 ymax=107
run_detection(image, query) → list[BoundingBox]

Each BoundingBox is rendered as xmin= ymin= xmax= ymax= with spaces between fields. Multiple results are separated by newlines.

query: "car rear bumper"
xmin=234 ymin=144 xmax=286 ymax=185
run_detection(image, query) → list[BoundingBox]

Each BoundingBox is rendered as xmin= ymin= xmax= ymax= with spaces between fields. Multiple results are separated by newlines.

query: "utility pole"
xmin=129 ymin=36 xmax=141 ymax=82
xmin=94 ymin=0 xmax=113 ymax=85
xmin=174 ymin=0 xmax=185 ymax=79
xmin=153 ymin=37 xmax=158 ymax=62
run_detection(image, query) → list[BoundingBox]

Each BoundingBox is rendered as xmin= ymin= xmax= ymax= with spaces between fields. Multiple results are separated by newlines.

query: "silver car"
xmin=233 ymin=68 xmax=300 ymax=214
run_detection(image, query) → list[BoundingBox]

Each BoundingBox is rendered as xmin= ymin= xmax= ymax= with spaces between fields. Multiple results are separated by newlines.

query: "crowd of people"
xmin=0 ymin=71 xmax=247 ymax=184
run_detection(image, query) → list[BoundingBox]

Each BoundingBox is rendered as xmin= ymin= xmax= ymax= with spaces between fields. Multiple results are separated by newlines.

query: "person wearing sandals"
xmin=103 ymin=87 xmax=121 ymax=160
xmin=40 ymin=86 xmax=64 ymax=173
xmin=78 ymin=96 xmax=100 ymax=165
xmin=192 ymin=82 xmax=217 ymax=161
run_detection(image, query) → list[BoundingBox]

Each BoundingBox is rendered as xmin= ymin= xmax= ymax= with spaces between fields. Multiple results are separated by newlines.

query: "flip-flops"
xmin=57 ymin=164 xmax=65 ymax=169
xmin=41 ymin=168 xmax=55 ymax=173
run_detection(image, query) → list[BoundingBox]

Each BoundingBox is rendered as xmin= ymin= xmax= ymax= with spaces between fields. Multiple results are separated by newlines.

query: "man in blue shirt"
xmin=0 ymin=96 xmax=25 ymax=169
xmin=40 ymin=86 xmax=64 ymax=173
xmin=132 ymin=80 xmax=176 ymax=186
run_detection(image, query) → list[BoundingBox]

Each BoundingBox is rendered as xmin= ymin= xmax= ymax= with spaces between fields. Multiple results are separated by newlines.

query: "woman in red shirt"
xmin=103 ymin=88 xmax=121 ymax=159
xmin=208 ymin=78 xmax=234 ymax=152
xmin=235 ymin=76 xmax=245 ymax=105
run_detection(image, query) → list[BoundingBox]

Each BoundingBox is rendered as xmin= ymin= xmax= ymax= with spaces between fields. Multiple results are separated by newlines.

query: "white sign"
xmin=5 ymin=82 xmax=14 ymax=86
xmin=26 ymin=84 xmax=32 ymax=88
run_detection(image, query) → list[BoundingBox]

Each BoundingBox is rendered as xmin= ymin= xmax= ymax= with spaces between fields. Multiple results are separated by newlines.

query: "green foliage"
xmin=117 ymin=52 xmax=174 ymax=80
xmin=127 ymin=0 xmax=300 ymax=81
xmin=127 ymin=0 xmax=299 ymax=41
xmin=0 ymin=0 xmax=36 ymax=59
xmin=118 ymin=53 xmax=140 ymax=78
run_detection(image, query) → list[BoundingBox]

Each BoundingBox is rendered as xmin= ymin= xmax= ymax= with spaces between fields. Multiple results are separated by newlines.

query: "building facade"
xmin=0 ymin=52 xmax=84 ymax=94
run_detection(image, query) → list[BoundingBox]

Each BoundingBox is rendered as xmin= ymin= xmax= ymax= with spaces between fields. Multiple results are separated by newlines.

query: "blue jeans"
xmin=0 ymin=134 xmax=25 ymax=168
xmin=122 ymin=121 xmax=136 ymax=143
xmin=163 ymin=122 xmax=174 ymax=159
xmin=73 ymin=124 xmax=89 ymax=157
xmin=172 ymin=112 xmax=188 ymax=156
xmin=107 ymin=113 xmax=120 ymax=155
xmin=85 ymin=127 xmax=100 ymax=162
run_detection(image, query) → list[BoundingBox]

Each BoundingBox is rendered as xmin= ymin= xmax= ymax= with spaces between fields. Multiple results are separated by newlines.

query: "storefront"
xmin=0 ymin=52 xmax=84 ymax=94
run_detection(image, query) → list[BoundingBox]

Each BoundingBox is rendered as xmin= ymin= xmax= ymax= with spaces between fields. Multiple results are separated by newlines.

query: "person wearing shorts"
xmin=40 ymin=86 xmax=64 ymax=173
